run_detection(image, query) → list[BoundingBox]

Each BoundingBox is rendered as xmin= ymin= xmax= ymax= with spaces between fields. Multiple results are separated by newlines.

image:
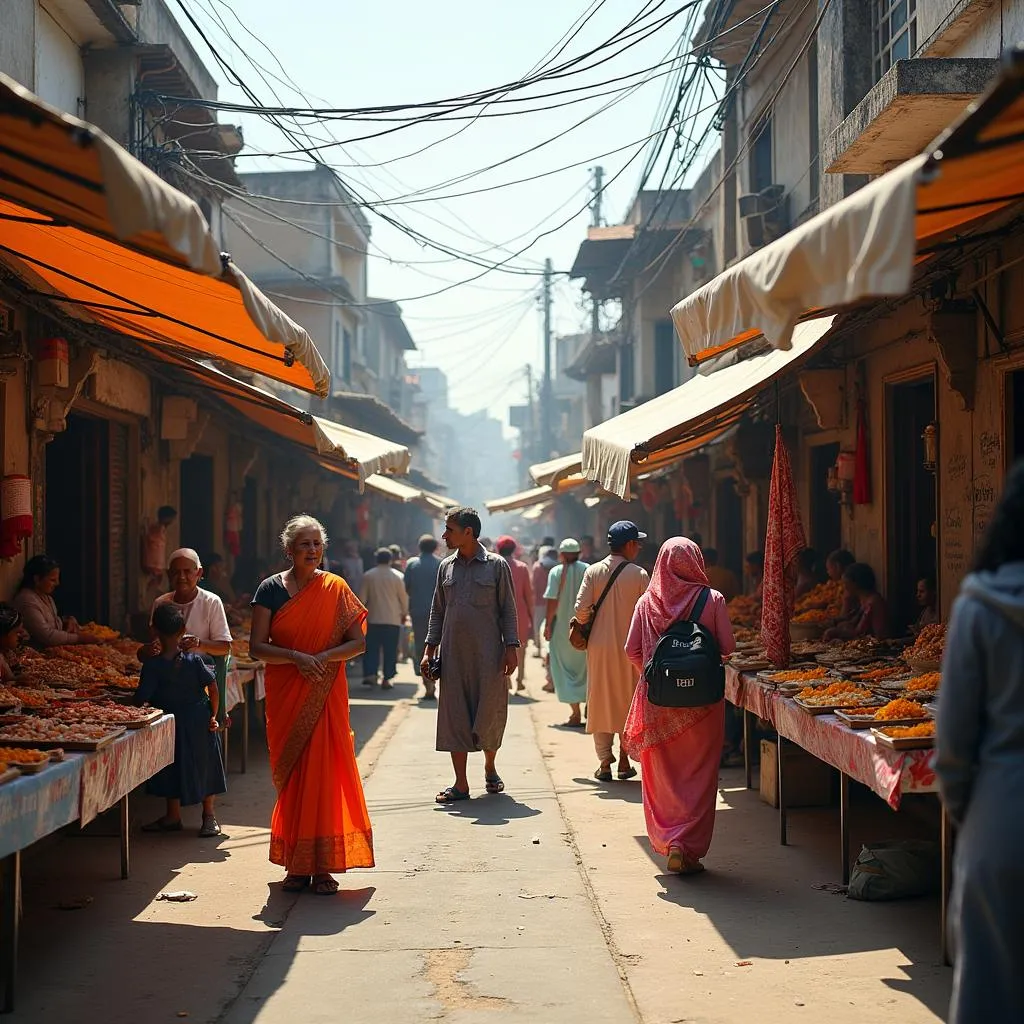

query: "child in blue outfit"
xmin=135 ymin=603 xmax=226 ymax=837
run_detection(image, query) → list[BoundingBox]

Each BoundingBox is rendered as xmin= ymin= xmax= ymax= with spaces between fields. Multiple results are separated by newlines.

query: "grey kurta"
xmin=936 ymin=564 xmax=1024 ymax=1023
xmin=426 ymin=545 xmax=519 ymax=752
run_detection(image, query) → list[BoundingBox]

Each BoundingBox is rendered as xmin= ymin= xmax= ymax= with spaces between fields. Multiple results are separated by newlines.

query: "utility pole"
xmin=589 ymin=167 xmax=604 ymax=338
xmin=524 ymin=362 xmax=535 ymax=481
xmin=541 ymin=257 xmax=553 ymax=460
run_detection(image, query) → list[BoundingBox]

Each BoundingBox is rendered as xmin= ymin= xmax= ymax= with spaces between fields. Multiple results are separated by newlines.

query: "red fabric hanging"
xmin=761 ymin=426 xmax=807 ymax=668
xmin=853 ymin=398 xmax=872 ymax=504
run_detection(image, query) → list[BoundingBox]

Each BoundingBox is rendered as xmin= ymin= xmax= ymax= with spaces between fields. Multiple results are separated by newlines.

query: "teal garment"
xmin=544 ymin=560 xmax=589 ymax=705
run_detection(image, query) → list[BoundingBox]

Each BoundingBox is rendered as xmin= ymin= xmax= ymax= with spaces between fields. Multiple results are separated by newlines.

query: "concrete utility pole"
xmin=590 ymin=167 xmax=604 ymax=337
xmin=541 ymin=257 xmax=553 ymax=460
xmin=525 ymin=362 xmax=536 ymax=476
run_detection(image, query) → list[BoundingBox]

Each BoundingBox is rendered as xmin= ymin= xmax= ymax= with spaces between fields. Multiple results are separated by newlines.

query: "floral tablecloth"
xmin=726 ymin=669 xmax=937 ymax=809
xmin=226 ymin=665 xmax=265 ymax=711
xmin=78 ymin=715 xmax=175 ymax=825
xmin=0 ymin=757 xmax=83 ymax=860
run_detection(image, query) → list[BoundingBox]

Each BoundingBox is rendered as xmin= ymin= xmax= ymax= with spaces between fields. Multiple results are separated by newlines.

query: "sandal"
xmin=563 ymin=718 xmax=584 ymax=728
xmin=282 ymin=875 xmax=311 ymax=892
xmin=616 ymin=766 xmax=638 ymax=781
xmin=313 ymin=875 xmax=339 ymax=896
xmin=594 ymin=765 xmax=613 ymax=783
xmin=141 ymin=817 xmax=183 ymax=833
xmin=435 ymin=786 xmax=470 ymax=804
xmin=484 ymin=775 xmax=504 ymax=794
xmin=666 ymin=847 xmax=685 ymax=874
xmin=198 ymin=815 xmax=222 ymax=838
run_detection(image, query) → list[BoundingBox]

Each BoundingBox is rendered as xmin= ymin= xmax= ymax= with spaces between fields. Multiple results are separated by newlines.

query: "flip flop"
xmin=616 ymin=767 xmax=638 ymax=781
xmin=141 ymin=817 xmax=183 ymax=833
xmin=594 ymin=767 xmax=613 ymax=783
xmin=313 ymin=876 xmax=339 ymax=896
xmin=563 ymin=719 xmax=584 ymax=728
xmin=282 ymin=875 xmax=311 ymax=892
xmin=484 ymin=775 xmax=505 ymax=794
xmin=435 ymin=786 xmax=470 ymax=804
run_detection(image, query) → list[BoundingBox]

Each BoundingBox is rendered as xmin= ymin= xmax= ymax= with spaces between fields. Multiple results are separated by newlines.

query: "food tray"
xmin=906 ymin=658 xmax=941 ymax=674
xmin=124 ymin=708 xmax=164 ymax=730
xmin=835 ymin=710 xmax=931 ymax=730
xmin=871 ymin=727 xmax=934 ymax=750
xmin=794 ymin=697 xmax=883 ymax=716
xmin=0 ymin=700 xmax=21 ymax=715
xmin=0 ymin=767 xmax=19 ymax=787
xmin=0 ymin=727 xmax=125 ymax=751
xmin=790 ymin=621 xmax=828 ymax=641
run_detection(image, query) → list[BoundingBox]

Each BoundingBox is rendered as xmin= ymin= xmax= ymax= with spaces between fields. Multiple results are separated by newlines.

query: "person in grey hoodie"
xmin=936 ymin=459 xmax=1024 ymax=1024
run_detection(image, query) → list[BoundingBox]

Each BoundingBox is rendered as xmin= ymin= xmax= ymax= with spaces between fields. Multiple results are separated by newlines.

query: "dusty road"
xmin=10 ymin=656 xmax=950 ymax=1023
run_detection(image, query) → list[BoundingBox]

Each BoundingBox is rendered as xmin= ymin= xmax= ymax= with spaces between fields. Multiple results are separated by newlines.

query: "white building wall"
xmin=35 ymin=4 xmax=84 ymax=115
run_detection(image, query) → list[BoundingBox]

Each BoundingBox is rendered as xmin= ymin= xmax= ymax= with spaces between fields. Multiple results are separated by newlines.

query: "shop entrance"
xmin=809 ymin=442 xmax=842 ymax=560
xmin=45 ymin=414 xmax=110 ymax=623
xmin=1008 ymin=368 xmax=1024 ymax=462
xmin=886 ymin=376 xmax=937 ymax=633
xmin=714 ymin=476 xmax=744 ymax=582
xmin=180 ymin=454 xmax=215 ymax=561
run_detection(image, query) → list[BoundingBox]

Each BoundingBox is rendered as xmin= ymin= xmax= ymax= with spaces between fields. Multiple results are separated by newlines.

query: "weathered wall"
xmin=0 ymin=0 xmax=36 ymax=87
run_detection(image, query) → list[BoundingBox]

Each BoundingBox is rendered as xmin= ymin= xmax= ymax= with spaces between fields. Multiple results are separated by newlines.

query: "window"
xmin=749 ymin=112 xmax=773 ymax=193
xmin=873 ymin=0 xmax=917 ymax=82
xmin=618 ymin=344 xmax=634 ymax=405
xmin=653 ymin=321 xmax=676 ymax=396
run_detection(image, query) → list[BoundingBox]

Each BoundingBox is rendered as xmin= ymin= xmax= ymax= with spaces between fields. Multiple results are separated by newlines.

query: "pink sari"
xmin=623 ymin=539 xmax=735 ymax=860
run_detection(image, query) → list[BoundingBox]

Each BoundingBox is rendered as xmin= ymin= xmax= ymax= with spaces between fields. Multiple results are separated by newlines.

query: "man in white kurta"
xmin=573 ymin=521 xmax=649 ymax=781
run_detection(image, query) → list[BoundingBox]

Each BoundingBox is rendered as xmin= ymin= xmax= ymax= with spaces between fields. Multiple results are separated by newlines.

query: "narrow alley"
xmin=10 ymin=658 xmax=950 ymax=1024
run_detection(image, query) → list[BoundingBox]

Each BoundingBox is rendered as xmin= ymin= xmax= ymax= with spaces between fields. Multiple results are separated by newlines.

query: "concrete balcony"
xmin=824 ymin=58 xmax=1000 ymax=174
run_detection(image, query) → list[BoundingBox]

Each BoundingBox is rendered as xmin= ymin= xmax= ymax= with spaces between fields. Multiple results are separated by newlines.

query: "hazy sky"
xmin=172 ymin=0 xmax=718 ymax=424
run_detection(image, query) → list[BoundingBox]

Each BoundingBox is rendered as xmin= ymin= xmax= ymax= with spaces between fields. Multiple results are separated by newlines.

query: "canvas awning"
xmin=0 ymin=73 xmax=329 ymax=395
xmin=530 ymin=452 xmax=584 ymax=487
xmin=672 ymin=54 xmax=1024 ymax=366
xmin=484 ymin=474 xmax=589 ymax=514
xmin=416 ymin=490 xmax=456 ymax=515
xmin=521 ymin=502 xmax=552 ymax=522
xmin=364 ymin=473 xmax=423 ymax=503
xmin=583 ymin=317 xmax=836 ymax=498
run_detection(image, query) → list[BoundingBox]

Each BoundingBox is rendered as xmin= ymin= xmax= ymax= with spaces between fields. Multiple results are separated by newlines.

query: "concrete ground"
xmin=8 ymin=653 xmax=951 ymax=1023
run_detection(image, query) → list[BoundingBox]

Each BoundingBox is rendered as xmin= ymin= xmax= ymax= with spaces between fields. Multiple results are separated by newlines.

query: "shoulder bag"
xmin=569 ymin=560 xmax=629 ymax=651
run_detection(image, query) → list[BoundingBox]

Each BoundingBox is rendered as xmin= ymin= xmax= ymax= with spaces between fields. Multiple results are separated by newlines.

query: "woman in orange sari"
xmin=250 ymin=514 xmax=373 ymax=894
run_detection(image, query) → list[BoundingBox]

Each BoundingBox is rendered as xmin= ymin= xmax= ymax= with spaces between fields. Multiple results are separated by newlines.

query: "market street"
xmin=11 ymin=656 xmax=950 ymax=1024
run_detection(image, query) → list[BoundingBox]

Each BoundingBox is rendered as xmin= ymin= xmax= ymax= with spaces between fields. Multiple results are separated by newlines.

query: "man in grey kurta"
xmin=423 ymin=507 xmax=519 ymax=803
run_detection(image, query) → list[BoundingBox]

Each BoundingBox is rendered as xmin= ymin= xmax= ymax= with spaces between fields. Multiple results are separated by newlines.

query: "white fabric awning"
xmin=364 ymin=474 xmax=422 ymax=503
xmin=530 ymin=452 xmax=582 ymax=486
xmin=416 ymin=490 xmax=456 ymax=514
xmin=582 ymin=316 xmax=837 ymax=498
xmin=312 ymin=418 xmax=411 ymax=484
xmin=521 ymin=502 xmax=552 ymax=521
xmin=485 ymin=485 xmax=553 ymax=514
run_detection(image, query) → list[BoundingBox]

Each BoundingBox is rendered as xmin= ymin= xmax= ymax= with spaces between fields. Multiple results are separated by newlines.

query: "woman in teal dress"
xmin=543 ymin=539 xmax=590 ymax=727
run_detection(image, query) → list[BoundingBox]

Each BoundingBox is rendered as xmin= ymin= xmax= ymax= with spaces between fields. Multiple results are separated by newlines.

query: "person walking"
xmin=359 ymin=548 xmax=409 ymax=690
xmin=532 ymin=545 xmax=557 ymax=658
xmin=544 ymin=539 xmax=590 ymax=727
xmin=404 ymin=534 xmax=442 ymax=700
xmin=623 ymin=537 xmax=735 ymax=875
xmin=496 ymin=536 xmax=533 ymax=692
xmin=249 ymin=515 xmax=372 ymax=895
xmin=574 ymin=522 xmax=650 ymax=781
xmin=423 ymin=507 xmax=519 ymax=803
xmin=936 ymin=461 xmax=1024 ymax=1023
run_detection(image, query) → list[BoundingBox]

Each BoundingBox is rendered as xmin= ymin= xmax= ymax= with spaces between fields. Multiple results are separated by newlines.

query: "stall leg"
xmin=778 ymin=731 xmax=787 ymax=846
xmin=1 ymin=851 xmax=20 ymax=1014
xmin=840 ymin=771 xmax=851 ymax=885
xmin=241 ymin=681 xmax=250 ymax=775
xmin=743 ymin=709 xmax=753 ymax=790
xmin=120 ymin=795 xmax=130 ymax=880
xmin=942 ymin=805 xmax=953 ymax=967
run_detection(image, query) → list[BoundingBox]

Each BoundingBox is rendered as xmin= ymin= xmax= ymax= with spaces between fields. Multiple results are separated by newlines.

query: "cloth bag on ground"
xmin=846 ymin=840 xmax=940 ymax=901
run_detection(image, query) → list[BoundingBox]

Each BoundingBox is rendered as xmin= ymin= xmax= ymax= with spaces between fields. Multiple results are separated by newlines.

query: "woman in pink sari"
xmin=624 ymin=537 xmax=735 ymax=875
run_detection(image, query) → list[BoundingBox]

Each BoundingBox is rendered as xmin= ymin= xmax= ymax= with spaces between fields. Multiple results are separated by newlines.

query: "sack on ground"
xmin=644 ymin=589 xmax=724 ymax=708
xmin=846 ymin=840 xmax=941 ymax=901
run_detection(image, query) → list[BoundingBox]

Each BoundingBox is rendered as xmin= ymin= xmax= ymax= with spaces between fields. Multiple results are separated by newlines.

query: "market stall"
xmin=223 ymin=621 xmax=265 ymax=775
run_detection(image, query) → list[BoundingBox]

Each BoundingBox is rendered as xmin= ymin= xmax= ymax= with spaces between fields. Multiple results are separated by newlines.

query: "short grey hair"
xmin=280 ymin=514 xmax=329 ymax=554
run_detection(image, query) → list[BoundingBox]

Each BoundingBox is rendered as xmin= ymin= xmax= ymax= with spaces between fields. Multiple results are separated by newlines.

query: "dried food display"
xmin=872 ymin=698 xmax=929 ymax=721
xmin=906 ymin=623 xmax=946 ymax=663
xmin=904 ymin=672 xmax=941 ymax=692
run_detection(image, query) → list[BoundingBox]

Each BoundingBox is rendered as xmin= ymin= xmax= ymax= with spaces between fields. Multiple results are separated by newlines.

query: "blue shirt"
xmin=404 ymin=552 xmax=442 ymax=619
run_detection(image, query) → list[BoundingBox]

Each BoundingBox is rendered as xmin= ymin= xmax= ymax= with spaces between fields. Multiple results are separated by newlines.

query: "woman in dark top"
xmin=135 ymin=603 xmax=226 ymax=836
xmin=824 ymin=562 xmax=889 ymax=640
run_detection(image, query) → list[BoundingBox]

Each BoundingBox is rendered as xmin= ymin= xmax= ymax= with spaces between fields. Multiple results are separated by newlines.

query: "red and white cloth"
xmin=761 ymin=426 xmax=807 ymax=667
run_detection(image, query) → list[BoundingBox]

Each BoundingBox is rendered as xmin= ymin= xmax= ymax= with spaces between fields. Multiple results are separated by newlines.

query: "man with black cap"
xmin=573 ymin=521 xmax=650 ymax=781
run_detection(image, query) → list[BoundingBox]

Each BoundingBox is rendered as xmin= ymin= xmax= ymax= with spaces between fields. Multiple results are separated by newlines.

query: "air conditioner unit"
xmin=740 ymin=185 xmax=789 ymax=250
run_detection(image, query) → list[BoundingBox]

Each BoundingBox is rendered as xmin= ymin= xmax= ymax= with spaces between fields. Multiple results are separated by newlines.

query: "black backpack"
xmin=644 ymin=589 xmax=725 ymax=708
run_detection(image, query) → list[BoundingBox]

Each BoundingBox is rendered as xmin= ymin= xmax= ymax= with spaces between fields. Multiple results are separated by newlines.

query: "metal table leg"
xmin=778 ymin=731 xmax=787 ymax=846
xmin=942 ymin=805 xmax=953 ymax=967
xmin=240 ymin=679 xmax=250 ymax=775
xmin=743 ymin=709 xmax=753 ymax=790
xmin=2 ymin=851 xmax=20 ymax=1013
xmin=840 ymin=771 xmax=850 ymax=885
xmin=120 ymin=795 xmax=130 ymax=880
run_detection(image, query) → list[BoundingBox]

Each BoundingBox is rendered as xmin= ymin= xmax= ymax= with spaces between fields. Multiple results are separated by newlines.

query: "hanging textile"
xmin=761 ymin=426 xmax=807 ymax=668
xmin=854 ymin=397 xmax=872 ymax=504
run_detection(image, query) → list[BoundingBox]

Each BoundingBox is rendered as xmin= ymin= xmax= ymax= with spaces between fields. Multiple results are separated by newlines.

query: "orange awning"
xmin=0 ymin=73 xmax=329 ymax=395
xmin=672 ymin=56 xmax=1024 ymax=365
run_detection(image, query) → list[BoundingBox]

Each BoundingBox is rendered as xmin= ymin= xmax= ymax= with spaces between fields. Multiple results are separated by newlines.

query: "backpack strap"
xmin=690 ymin=587 xmax=711 ymax=624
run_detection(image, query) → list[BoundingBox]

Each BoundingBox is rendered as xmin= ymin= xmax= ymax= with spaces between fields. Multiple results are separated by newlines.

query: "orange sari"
xmin=264 ymin=572 xmax=374 ymax=875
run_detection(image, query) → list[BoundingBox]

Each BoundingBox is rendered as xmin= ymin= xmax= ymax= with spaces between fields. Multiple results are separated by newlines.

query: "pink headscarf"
xmin=623 ymin=537 xmax=719 ymax=758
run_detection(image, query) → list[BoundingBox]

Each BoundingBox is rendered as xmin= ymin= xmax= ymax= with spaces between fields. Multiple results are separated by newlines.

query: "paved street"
xmin=11 ymin=655 xmax=950 ymax=1023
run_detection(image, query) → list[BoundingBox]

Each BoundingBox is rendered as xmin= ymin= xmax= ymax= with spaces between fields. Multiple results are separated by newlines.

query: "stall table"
xmin=0 ymin=715 xmax=174 ymax=1012
xmin=224 ymin=662 xmax=264 ymax=774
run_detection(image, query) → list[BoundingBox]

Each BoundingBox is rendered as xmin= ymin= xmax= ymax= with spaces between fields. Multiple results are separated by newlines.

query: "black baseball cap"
xmin=607 ymin=521 xmax=647 ymax=545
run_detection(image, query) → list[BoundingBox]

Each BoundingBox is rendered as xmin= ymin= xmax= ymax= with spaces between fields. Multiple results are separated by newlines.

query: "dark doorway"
xmin=1009 ymin=369 xmax=1024 ymax=463
xmin=654 ymin=321 xmax=676 ymax=396
xmin=714 ymin=477 xmax=744 ymax=582
xmin=886 ymin=377 xmax=937 ymax=633
xmin=45 ymin=414 xmax=109 ymax=623
xmin=180 ymin=454 xmax=215 ymax=561
xmin=809 ymin=442 xmax=842 ymax=559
